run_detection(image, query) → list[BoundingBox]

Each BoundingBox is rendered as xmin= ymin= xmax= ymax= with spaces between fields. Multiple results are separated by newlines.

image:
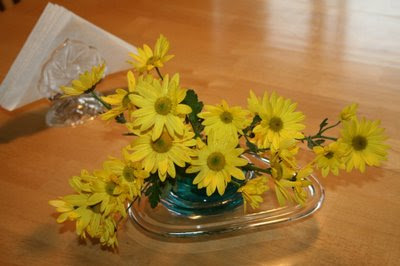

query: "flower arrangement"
xmin=49 ymin=35 xmax=389 ymax=249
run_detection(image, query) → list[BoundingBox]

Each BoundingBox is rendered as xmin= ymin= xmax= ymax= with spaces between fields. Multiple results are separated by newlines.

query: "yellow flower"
xmin=270 ymin=159 xmax=295 ymax=181
xmin=89 ymin=169 xmax=128 ymax=217
xmin=103 ymin=148 xmax=149 ymax=200
xmin=49 ymin=194 xmax=89 ymax=224
xmin=130 ymin=73 xmax=192 ymax=140
xmin=269 ymin=138 xmax=299 ymax=169
xmin=69 ymin=169 xmax=98 ymax=193
xmin=313 ymin=142 xmax=346 ymax=177
xmin=339 ymin=117 xmax=389 ymax=173
xmin=238 ymin=176 xmax=269 ymax=211
xmin=186 ymin=132 xmax=248 ymax=196
xmin=60 ymin=63 xmax=105 ymax=97
xmin=68 ymin=169 xmax=125 ymax=215
xmin=252 ymin=92 xmax=305 ymax=150
xmin=269 ymin=152 xmax=311 ymax=207
xmin=49 ymin=194 xmax=105 ymax=239
xmin=198 ymin=100 xmax=251 ymax=140
xmin=101 ymin=71 xmax=136 ymax=121
xmin=272 ymin=164 xmax=312 ymax=206
xmin=340 ymin=103 xmax=358 ymax=122
xmin=129 ymin=129 xmax=196 ymax=181
xmin=247 ymin=90 xmax=267 ymax=115
xmin=99 ymin=216 xmax=119 ymax=248
xmin=49 ymin=192 xmax=120 ymax=248
xmin=128 ymin=34 xmax=174 ymax=73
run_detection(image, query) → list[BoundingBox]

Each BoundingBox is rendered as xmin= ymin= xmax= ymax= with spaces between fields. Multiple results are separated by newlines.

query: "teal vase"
xmin=161 ymin=175 xmax=244 ymax=216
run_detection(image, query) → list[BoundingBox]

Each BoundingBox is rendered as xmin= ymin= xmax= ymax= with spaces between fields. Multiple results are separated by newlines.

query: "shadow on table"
xmin=17 ymin=223 xmax=58 ymax=258
xmin=0 ymin=107 xmax=48 ymax=143
xmin=320 ymin=167 xmax=383 ymax=190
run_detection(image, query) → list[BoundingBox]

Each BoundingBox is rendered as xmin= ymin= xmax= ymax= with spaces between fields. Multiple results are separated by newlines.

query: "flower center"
xmin=105 ymin=182 xmax=116 ymax=196
xmin=269 ymin=116 xmax=283 ymax=132
xmin=147 ymin=56 xmax=157 ymax=65
xmin=90 ymin=203 xmax=102 ymax=214
xmin=123 ymin=166 xmax=135 ymax=182
xmin=220 ymin=111 xmax=233 ymax=124
xmin=154 ymin=97 xmax=172 ymax=115
xmin=151 ymin=131 xmax=173 ymax=153
xmin=352 ymin=135 xmax=368 ymax=151
xmin=207 ymin=152 xmax=226 ymax=171
xmin=325 ymin=151 xmax=334 ymax=159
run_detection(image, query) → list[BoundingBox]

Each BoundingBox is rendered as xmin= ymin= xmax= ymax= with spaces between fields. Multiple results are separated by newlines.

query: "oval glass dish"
xmin=128 ymin=155 xmax=325 ymax=237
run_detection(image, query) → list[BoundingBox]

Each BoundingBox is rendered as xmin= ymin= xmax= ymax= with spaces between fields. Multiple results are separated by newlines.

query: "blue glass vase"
xmin=161 ymin=174 xmax=245 ymax=217
xmin=129 ymin=155 xmax=324 ymax=237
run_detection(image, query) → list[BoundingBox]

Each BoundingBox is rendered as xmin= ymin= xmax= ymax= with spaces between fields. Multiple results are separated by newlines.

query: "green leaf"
xmin=182 ymin=89 xmax=204 ymax=137
xmin=245 ymin=139 xmax=259 ymax=153
xmin=243 ymin=115 xmax=261 ymax=134
xmin=160 ymin=182 xmax=173 ymax=198
xmin=306 ymin=136 xmax=316 ymax=149
xmin=319 ymin=118 xmax=329 ymax=132
xmin=144 ymin=174 xmax=162 ymax=208
xmin=314 ymin=139 xmax=326 ymax=145
xmin=242 ymin=115 xmax=262 ymax=153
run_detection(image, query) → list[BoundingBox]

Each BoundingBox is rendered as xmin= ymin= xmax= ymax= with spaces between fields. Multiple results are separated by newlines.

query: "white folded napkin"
xmin=0 ymin=2 xmax=137 ymax=111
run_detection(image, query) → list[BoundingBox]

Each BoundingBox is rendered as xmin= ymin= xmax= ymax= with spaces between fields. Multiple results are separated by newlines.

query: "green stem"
xmin=299 ymin=119 xmax=341 ymax=146
xmin=242 ymin=164 xmax=271 ymax=175
xmin=90 ymin=91 xmax=111 ymax=110
xmin=155 ymin=67 xmax=163 ymax=80
xmin=319 ymin=120 xmax=341 ymax=135
xmin=243 ymin=148 xmax=270 ymax=154
xmin=311 ymin=135 xmax=337 ymax=141
xmin=230 ymin=180 xmax=242 ymax=188
xmin=115 ymin=196 xmax=139 ymax=232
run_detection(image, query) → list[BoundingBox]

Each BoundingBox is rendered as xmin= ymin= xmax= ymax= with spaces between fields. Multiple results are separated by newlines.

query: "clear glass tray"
xmin=128 ymin=156 xmax=325 ymax=237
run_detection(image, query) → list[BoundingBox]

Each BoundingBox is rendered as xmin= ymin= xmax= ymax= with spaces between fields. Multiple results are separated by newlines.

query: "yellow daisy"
xmin=271 ymin=163 xmax=312 ymax=206
xmin=186 ymin=133 xmax=248 ymax=196
xmin=247 ymin=90 xmax=268 ymax=115
xmin=60 ymin=63 xmax=105 ymax=97
xmin=101 ymin=71 xmax=136 ymax=121
xmin=69 ymin=169 xmax=97 ymax=194
xmin=339 ymin=117 xmax=389 ymax=173
xmin=198 ymin=100 xmax=251 ymax=140
xmin=130 ymin=73 xmax=192 ymax=140
xmin=99 ymin=216 xmax=119 ymax=248
xmin=313 ymin=142 xmax=346 ymax=177
xmin=269 ymin=138 xmax=299 ymax=169
xmin=87 ymin=169 xmax=128 ymax=217
xmin=103 ymin=148 xmax=149 ymax=200
xmin=129 ymin=129 xmax=196 ymax=181
xmin=238 ymin=176 xmax=269 ymax=211
xmin=49 ymin=194 xmax=105 ymax=239
xmin=270 ymin=157 xmax=296 ymax=181
xmin=340 ymin=103 xmax=358 ymax=122
xmin=252 ymin=92 xmax=305 ymax=149
xmin=128 ymin=34 xmax=174 ymax=73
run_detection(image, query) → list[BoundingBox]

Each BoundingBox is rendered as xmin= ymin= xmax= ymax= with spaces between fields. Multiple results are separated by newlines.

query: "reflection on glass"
xmin=39 ymin=39 xmax=105 ymax=127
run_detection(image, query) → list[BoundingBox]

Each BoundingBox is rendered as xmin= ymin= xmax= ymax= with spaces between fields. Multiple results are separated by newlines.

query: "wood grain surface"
xmin=0 ymin=0 xmax=399 ymax=265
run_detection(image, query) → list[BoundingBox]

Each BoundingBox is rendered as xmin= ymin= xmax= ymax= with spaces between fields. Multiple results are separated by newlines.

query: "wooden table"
xmin=1 ymin=0 xmax=399 ymax=265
